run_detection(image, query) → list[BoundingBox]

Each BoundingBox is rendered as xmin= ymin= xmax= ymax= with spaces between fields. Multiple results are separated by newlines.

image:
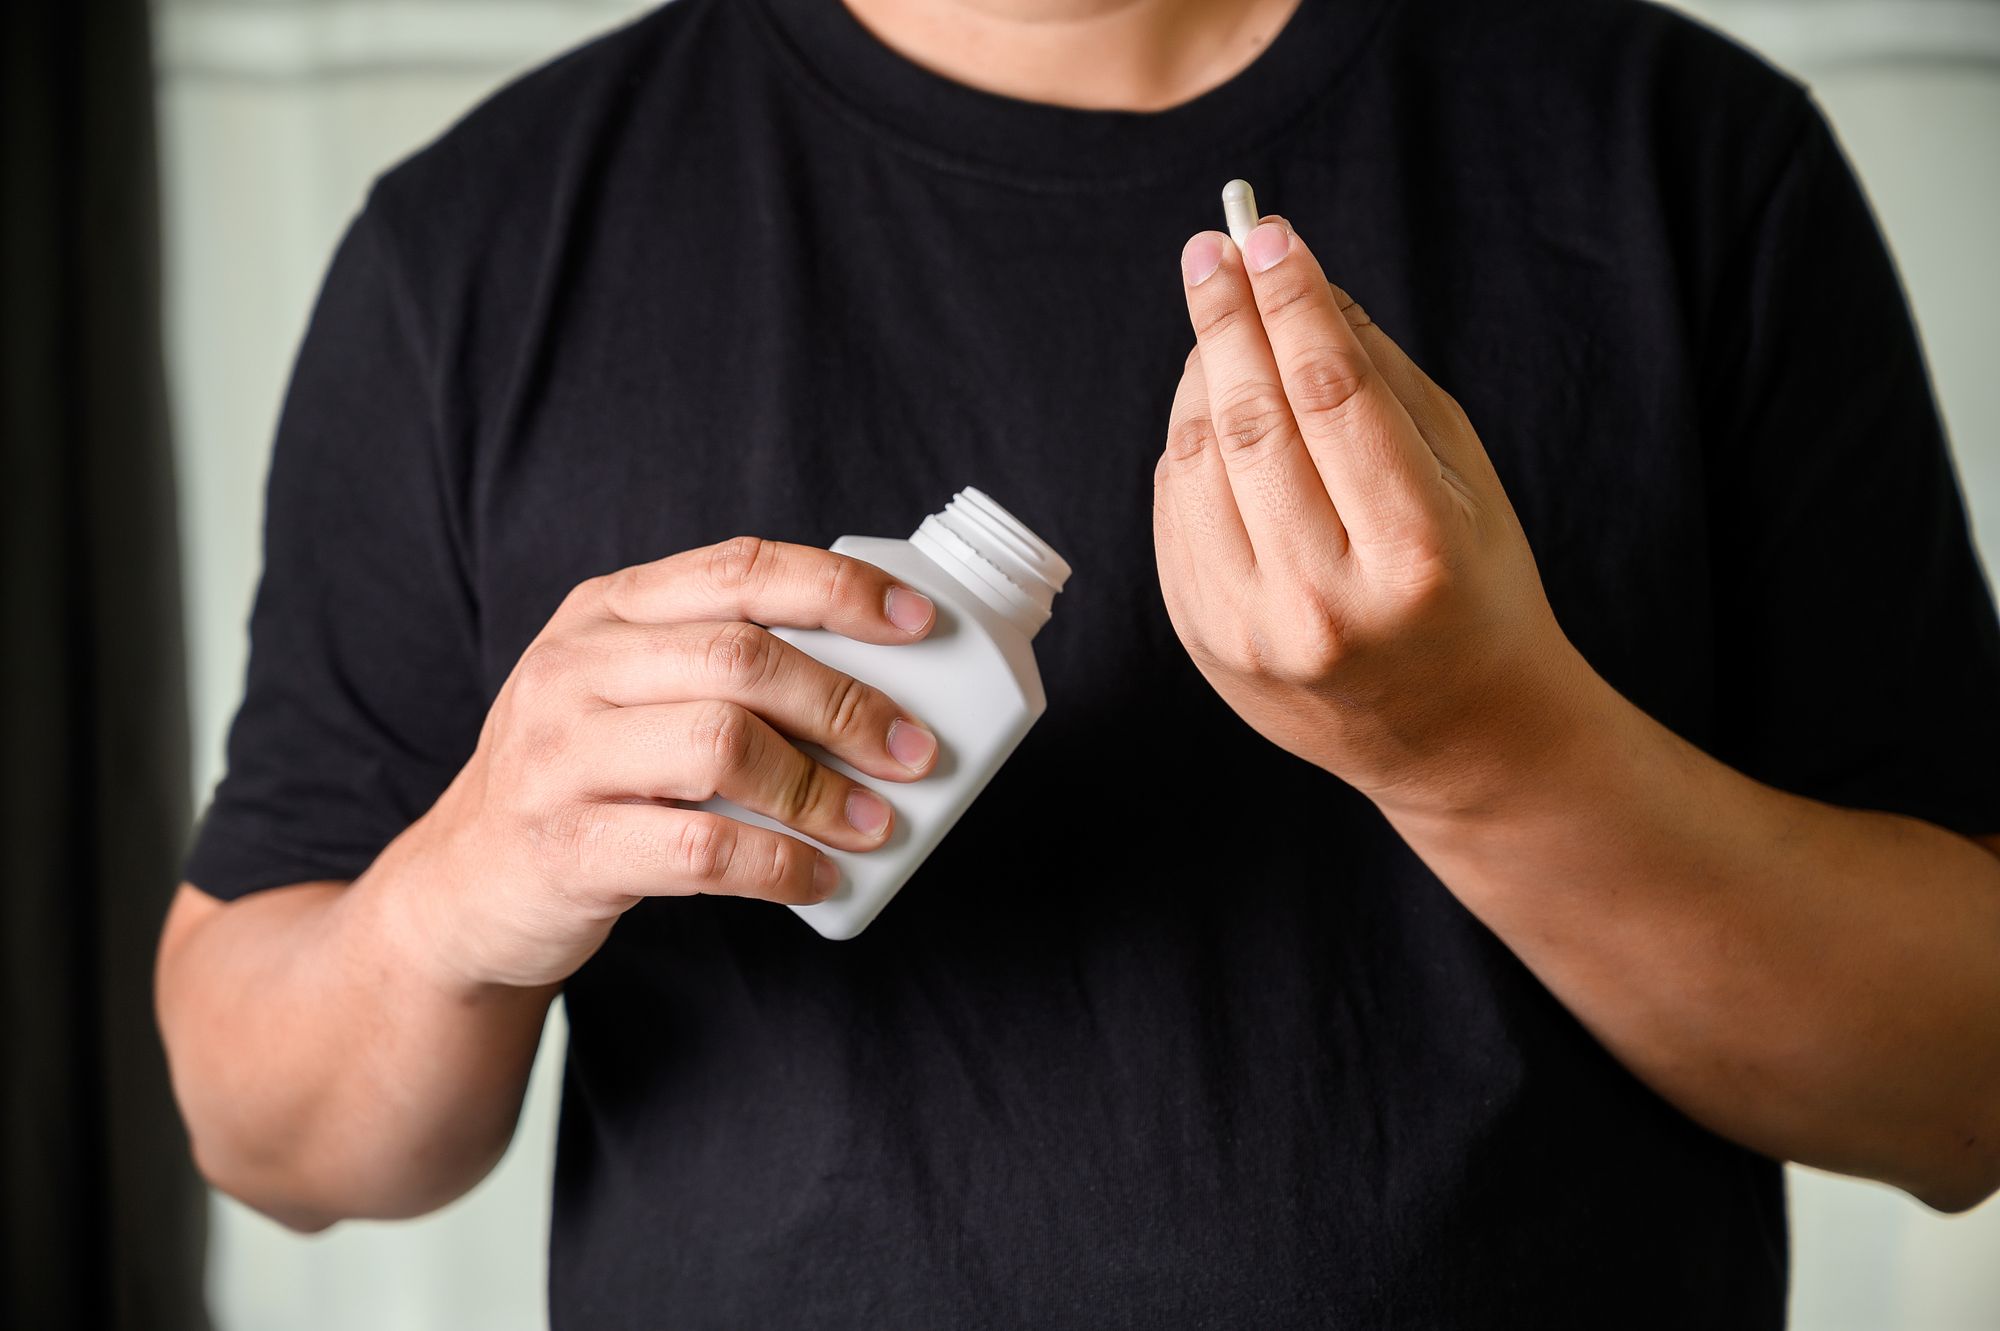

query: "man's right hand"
xmin=157 ymin=534 xmax=940 ymax=1227
xmin=413 ymin=535 xmax=942 ymax=989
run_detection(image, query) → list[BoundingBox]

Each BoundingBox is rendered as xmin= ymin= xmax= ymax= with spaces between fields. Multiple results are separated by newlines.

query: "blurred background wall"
xmin=153 ymin=0 xmax=2000 ymax=1327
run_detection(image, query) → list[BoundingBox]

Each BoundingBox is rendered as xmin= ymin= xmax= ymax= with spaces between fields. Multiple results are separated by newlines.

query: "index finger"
xmin=1237 ymin=220 xmax=1446 ymax=546
xmin=1179 ymin=229 xmax=1345 ymax=572
xmin=590 ymin=536 xmax=938 ymax=643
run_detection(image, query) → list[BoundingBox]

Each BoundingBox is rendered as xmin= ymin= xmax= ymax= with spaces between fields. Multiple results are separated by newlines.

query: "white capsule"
xmin=1221 ymin=179 xmax=1258 ymax=250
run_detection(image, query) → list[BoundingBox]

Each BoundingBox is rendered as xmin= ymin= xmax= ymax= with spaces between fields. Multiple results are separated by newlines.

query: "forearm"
xmin=1380 ymin=652 xmax=2000 ymax=1212
xmin=157 ymin=818 xmax=558 ymax=1231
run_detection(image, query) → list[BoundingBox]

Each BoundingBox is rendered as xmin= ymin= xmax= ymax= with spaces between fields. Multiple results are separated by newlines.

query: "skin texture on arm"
xmin=1385 ymin=708 xmax=2000 ymax=1214
xmin=1153 ymin=215 xmax=2000 ymax=1214
xmin=1371 ymin=681 xmax=2000 ymax=1212
xmin=156 ymin=867 xmax=559 ymax=1232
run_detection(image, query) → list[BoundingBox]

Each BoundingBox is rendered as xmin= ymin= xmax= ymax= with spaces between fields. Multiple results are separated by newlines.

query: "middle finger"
xmin=575 ymin=619 xmax=939 ymax=784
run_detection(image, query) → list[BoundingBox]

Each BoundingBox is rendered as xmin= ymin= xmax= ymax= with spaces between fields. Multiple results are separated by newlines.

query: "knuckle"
xmin=562 ymin=574 xmax=609 ymax=618
xmin=1284 ymin=347 xmax=1373 ymax=424
xmin=1256 ymin=273 xmax=1323 ymax=327
xmin=1190 ymin=298 xmax=1252 ymax=343
xmin=1193 ymin=623 xmax=1269 ymax=677
xmin=592 ymin=566 xmax=639 ymax=615
xmin=1272 ymin=603 xmax=1346 ymax=682
xmin=702 ymin=621 xmax=779 ymax=690
xmin=691 ymin=699 xmax=756 ymax=775
xmin=1387 ymin=555 xmax=1456 ymax=616
xmin=1165 ymin=412 xmax=1219 ymax=464
xmin=535 ymin=803 xmax=583 ymax=861
xmin=519 ymin=715 xmax=570 ymax=766
xmin=1185 ymin=610 xmax=1258 ymax=675
xmin=756 ymin=835 xmax=800 ymax=896
xmin=535 ymin=801 xmax=602 ymax=879
xmin=1212 ymin=385 xmax=1296 ymax=455
xmin=672 ymin=814 xmax=732 ymax=882
xmin=515 ymin=639 xmax=579 ymax=695
xmin=820 ymin=672 xmax=871 ymax=742
xmin=770 ymin=755 xmax=824 ymax=826
xmin=818 ymin=554 xmax=859 ymax=612
xmin=1226 ymin=626 xmax=1272 ymax=675
xmin=706 ymin=535 xmax=773 ymax=593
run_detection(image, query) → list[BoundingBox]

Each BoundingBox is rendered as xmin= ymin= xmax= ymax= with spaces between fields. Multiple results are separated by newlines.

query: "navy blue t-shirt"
xmin=185 ymin=0 xmax=2000 ymax=1324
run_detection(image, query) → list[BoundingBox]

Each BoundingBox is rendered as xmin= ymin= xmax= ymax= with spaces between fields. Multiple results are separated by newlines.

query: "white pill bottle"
xmin=697 ymin=487 xmax=1071 ymax=940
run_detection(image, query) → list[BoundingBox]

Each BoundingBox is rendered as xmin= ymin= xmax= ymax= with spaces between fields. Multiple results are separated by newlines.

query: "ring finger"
xmin=575 ymin=699 xmax=896 ymax=853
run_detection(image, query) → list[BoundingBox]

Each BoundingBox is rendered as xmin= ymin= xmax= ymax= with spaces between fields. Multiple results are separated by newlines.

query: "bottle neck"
xmin=908 ymin=488 xmax=1071 ymax=641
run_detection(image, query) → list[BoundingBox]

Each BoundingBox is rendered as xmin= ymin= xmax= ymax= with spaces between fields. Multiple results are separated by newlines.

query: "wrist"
xmin=1359 ymin=635 xmax=1627 ymax=830
xmin=343 ymin=788 xmax=550 ymax=1005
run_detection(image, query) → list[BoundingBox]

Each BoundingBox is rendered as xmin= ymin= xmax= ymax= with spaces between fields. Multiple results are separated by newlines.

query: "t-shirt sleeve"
xmin=182 ymin=191 xmax=489 ymax=900
xmin=1702 ymin=92 xmax=2000 ymax=838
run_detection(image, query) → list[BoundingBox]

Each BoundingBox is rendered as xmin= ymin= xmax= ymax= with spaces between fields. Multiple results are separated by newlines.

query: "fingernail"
xmin=813 ymin=853 xmax=840 ymax=898
xmin=885 ymin=586 xmax=934 ymax=634
xmin=845 ymin=786 xmax=890 ymax=838
xmin=887 ymin=718 xmax=936 ymax=773
xmin=1245 ymin=222 xmax=1292 ymax=274
xmin=1181 ymin=233 xmax=1224 ymax=286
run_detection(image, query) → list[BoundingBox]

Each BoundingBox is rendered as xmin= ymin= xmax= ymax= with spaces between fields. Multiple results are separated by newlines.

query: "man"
xmin=156 ymin=0 xmax=2000 ymax=1324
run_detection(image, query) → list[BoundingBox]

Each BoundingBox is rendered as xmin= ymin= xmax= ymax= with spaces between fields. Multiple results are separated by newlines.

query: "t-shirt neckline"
xmin=743 ymin=0 xmax=1393 ymax=191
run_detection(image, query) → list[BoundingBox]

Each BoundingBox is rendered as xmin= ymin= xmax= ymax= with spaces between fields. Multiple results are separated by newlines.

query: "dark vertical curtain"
xmin=2 ymin=2 xmax=210 ymax=1327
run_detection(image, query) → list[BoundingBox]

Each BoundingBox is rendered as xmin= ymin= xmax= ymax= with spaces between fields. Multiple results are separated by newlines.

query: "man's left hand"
xmin=1154 ymin=217 xmax=1593 ymax=817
